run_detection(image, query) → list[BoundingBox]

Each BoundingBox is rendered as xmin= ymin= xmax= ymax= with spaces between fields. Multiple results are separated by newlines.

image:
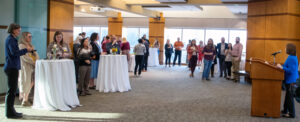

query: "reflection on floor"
xmin=0 ymin=66 xmax=299 ymax=122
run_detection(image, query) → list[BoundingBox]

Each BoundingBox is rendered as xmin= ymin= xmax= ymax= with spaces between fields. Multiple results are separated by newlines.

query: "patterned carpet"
xmin=0 ymin=66 xmax=299 ymax=122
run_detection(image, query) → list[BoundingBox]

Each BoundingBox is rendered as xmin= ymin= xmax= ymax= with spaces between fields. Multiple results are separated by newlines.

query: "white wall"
xmin=0 ymin=0 xmax=15 ymax=93
xmin=74 ymin=17 xmax=247 ymax=29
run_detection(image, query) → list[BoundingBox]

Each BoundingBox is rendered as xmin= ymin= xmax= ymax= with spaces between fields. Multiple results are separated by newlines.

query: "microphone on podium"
xmin=271 ymin=50 xmax=281 ymax=56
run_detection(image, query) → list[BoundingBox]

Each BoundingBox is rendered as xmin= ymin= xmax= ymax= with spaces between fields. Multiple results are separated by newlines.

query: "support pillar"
xmin=47 ymin=0 xmax=74 ymax=51
xmin=149 ymin=13 xmax=165 ymax=65
xmin=108 ymin=12 xmax=123 ymax=37
xmin=246 ymin=0 xmax=300 ymax=72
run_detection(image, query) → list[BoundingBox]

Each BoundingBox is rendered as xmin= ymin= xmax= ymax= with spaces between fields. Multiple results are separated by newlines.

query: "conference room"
xmin=0 ymin=0 xmax=299 ymax=121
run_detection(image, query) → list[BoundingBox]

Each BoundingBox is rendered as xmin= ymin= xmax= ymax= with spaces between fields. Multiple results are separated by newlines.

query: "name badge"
xmin=62 ymin=47 xmax=68 ymax=52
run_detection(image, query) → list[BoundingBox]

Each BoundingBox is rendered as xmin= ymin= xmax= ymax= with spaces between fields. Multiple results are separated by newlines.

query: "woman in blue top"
xmin=4 ymin=23 xmax=33 ymax=119
xmin=89 ymin=33 xmax=101 ymax=90
xmin=277 ymin=43 xmax=299 ymax=118
xmin=164 ymin=39 xmax=173 ymax=67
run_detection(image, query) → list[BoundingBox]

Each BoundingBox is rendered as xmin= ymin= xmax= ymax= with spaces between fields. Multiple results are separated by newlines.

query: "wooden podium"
xmin=250 ymin=58 xmax=284 ymax=118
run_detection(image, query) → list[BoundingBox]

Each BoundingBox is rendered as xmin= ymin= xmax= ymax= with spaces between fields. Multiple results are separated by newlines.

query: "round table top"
xmin=37 ymin=59 xmax=73 ymax=63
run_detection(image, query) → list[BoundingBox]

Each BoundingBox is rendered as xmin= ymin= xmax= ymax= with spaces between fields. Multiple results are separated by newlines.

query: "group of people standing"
xmin=164 ymin=37 xmax=244 ymax=81
xmin=73 ymin=33 xmax=152 ymax=95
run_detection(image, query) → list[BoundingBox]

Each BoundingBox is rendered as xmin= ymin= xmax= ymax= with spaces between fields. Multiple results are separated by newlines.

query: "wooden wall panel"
xmin=246 ymin=40 xmax=265 ymax=60
xmin=48 ymin=0 xmax=74 ymax=53
xmin=288 ymin=16 xmax=300 ymax=39
xmin=108 ymin=13 xmax=123 ymax=37
xmin=288 ymin=0 xmax=300 ymax=14
xmin=247 ymin=17 xmax=266 ymax=38
xmin=248 ymin=1 xmax=266 ymax=16
xmin=149 ymin=15 xmax=165 ymax=65
xmin=265 ymin=0 xmax=288 ymax=14
xmin=265 ymin=15 xmax=289 ymax=38
xmin=246 ymin=0 xmax=300 ymax=71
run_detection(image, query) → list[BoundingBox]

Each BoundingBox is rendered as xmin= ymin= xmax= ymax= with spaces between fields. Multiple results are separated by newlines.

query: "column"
xmin=108 ymin=12 xmax=123 ymax=37
xmin=149 ymin=13 xmax=165 ymax=65
xmin=47 ymin=0 xmax=74 ymax=52
xmin=245 ymin=0 xmax=300 ymax=72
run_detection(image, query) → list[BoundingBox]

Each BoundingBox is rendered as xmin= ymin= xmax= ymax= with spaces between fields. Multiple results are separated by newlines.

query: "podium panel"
xmin=250 ymin=58 xmax=284 ymax=118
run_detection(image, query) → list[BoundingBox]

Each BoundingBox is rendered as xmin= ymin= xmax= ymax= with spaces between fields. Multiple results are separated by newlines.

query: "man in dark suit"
xmin=142 ymin=38 xmax=150 ymax=71
xmin=216 ymin=37 xmax=228 ymax=77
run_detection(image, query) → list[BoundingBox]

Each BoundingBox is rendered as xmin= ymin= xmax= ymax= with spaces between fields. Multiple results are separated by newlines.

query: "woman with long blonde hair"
xmin=19 ymin=32 xmax=39 ymax=106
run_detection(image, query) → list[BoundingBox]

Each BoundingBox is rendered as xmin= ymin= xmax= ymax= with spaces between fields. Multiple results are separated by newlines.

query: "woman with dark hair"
xmin=164 ymin=39 xmax=173 ymax=67
xmin=277 ymin=43 xmax=299 ymax=118
xmin=101 ymin=36 xmax=110 ymax=54
xmin=225 ymin=43 xmax=233 ymax=80
xmin=133 ymin=39 xmax=146 ymax=76
xmin=187 ymin=39 xmax=199 ymax=77
xmin=202 ymin=38 xmax=216 ymax=81
xmin=77 ymin=38 xmax=92 ymax=96
xmin=47 ymin=31 xmax=71 ymax=59
xmin=4 ymin=23 xmax=33 ymax=118
xmin=89 ymin=32 xmax=101 ymax=89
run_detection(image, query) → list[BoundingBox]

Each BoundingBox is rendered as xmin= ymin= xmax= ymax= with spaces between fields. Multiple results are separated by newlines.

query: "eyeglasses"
xmin=28 ymin=36 xmax=32 ymax=38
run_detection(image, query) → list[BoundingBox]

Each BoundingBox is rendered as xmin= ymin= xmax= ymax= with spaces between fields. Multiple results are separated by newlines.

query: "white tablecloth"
xmin=148 ymin=48 xmax=159 ymax=67
xmin=128 ymin=55 xmax=135 ymax=72
xmin=96 ymin=55 xmax=131 ymax=93
xmin=33 ymin=59 xmax=80 ymax=111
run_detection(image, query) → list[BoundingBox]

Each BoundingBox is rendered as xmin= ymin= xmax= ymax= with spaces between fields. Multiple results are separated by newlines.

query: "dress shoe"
xmin=7 ymin=114 xmax=23 ymax=119
xmin=281 ymin=110 xmax=287 ymax=114
xmin=89 ymin=86 xmax=96 ymax=90
xmin=282 ymin=114 xmax=295 ymax=118
xmin=85 ymin=91 xmax=92 ymax=95
xmin=15 ymin=112 xmax=23 ymax=116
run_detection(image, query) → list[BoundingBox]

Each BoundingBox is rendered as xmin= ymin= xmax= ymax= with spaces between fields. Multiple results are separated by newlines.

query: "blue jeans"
xmin=202 ymin=59 xmax=213 ymax=79
xmin=173 ymin=50 xmax=182 ymax=66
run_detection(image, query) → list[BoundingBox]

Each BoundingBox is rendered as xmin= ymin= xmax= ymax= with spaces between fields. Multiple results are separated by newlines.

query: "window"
xmin=82 ymin=27 xmax=100 ymax=38
xmin=73 ymin=27 xmax=82 ymax=40
xmin=100 ymin=27 xmax=108 ymax=43
xmin=139 ymin=28 xmax=149 ymax=39
xmin=182 ymin=29 xmax=205 ymax=46
xmin=122 ymin=27 xmax=149 ymax=53
xmin=205 ymin=29 xmax=229 ymax=45
xmin=229 ymin=30 xmax=247 ymax=53
xmin=74 ymin=26 xmax=108 ymax=44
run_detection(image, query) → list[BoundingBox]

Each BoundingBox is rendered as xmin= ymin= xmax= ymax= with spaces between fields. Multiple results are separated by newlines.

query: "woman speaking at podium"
xmin=277 ymin=43 xmax=299 ymax=118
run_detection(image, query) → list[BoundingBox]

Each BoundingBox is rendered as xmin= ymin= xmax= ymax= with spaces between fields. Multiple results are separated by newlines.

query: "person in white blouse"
xmin=18 ymin=32 xmax=39 ymax=106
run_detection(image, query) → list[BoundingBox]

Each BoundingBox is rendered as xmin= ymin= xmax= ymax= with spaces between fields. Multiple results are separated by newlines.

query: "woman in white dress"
xmin=18 ymin=32 xmax=39 ymax=106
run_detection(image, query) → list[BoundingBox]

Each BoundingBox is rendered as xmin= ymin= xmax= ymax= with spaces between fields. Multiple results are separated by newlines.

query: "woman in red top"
xmin=101 ymin=36 xmax=110 ymax=54
xmin=197 ymin=40 xmax=205 ymax=69
xmin=187 ymin=39 xmax=199 ymax=77
xmin=121 ymin=37 xmax=131 ymax=62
